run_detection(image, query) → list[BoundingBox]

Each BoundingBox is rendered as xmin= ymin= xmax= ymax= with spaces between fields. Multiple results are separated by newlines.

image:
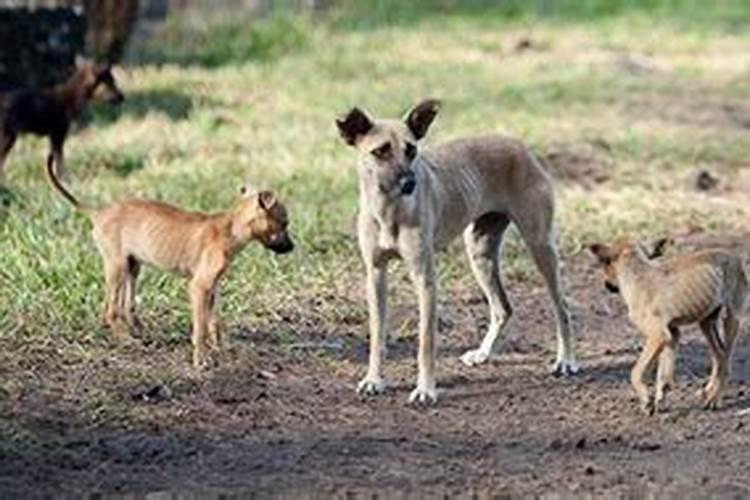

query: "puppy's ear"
xmin=404 ymin=98 xmax=441 ymax=140
xmin=646 ymin=237 xmax=672 ymax=259
xmin=258 ymin=190 xmax=277 ymax=211
xmin=589 ymin=243 xmax=611 ymax=264
xmin=336 ymin=107 xmax=374 ymax=146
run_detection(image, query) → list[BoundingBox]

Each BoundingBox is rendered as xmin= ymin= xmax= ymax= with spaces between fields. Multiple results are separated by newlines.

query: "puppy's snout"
xmin=399 ymin=172 xmax=417 ymax=196
xmin=268 ymin=233 xmax=294 ymax=254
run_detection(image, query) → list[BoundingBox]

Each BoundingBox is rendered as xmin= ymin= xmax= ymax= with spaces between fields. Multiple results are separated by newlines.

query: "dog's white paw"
xmin=551 ymin=359 xmax=580 ymax=377
xmin=408 ymin=384 xmax=438 ymax=405
xmin=357 ymin=376 xmax=386 ymax=396
xmin=460 ymin=348 xmax=491 ymax=367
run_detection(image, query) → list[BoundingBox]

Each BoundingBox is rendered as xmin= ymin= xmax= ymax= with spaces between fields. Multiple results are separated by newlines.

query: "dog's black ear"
xmin=336 ymin=107 xmax=374 ymax=146
xmin=258 ymin=190 xmax=277 ymax=211
xmin=405 ymin=98 xmax=441 ymax=140
xmin=588 ymin=243 xmax=611 ymax=264
xmin=646 ymin=237 xmax=672 ymax=259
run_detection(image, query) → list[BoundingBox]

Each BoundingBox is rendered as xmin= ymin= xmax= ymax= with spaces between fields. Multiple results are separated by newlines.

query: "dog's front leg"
xmin=406 ymin=248 xmax=438 ymax=404
xmin=357 ymin=262 xmax=389 ymax=395
xmin=189 ymin=279 xmax=211 ymax=369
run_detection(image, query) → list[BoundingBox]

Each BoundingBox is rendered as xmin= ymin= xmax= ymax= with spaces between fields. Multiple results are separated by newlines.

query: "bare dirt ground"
xmin=1 ymin=229 xmax=749 ymax=499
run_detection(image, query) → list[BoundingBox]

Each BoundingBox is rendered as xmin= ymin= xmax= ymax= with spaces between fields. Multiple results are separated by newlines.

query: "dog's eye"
xmin=371 ymin=142 xmax=392 ymax=160
xmin=404 ymin=142 xmax=417 ymax=161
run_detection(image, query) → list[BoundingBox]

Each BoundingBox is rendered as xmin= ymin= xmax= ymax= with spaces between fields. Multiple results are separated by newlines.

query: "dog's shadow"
xmin=89 ymin=87 xmax=197 ymax=125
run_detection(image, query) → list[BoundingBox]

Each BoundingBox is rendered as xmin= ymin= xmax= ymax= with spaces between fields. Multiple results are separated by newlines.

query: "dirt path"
xmin=1 ymin=232 xmax=749 ymax=498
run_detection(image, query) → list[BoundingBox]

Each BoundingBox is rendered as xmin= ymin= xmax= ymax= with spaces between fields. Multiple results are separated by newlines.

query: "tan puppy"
xmin=589 ymin=239 xmax=747 ymax=414
xmin=336 ymin=99 xmax=577 ymax=404
xmin=46 ymin=157 xmax=294 ymax=368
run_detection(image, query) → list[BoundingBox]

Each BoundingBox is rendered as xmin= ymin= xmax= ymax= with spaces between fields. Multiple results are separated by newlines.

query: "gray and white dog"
xmin=336 ymin=99 xmax=578 ymax=403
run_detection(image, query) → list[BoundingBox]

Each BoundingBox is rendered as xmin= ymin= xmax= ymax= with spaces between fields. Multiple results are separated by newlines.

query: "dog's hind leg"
xmin=460 ymin=212 xmax=513 ymax=367
xmin=207 ymin=288 xmax=223 ymax=350
xmin=103 ymin=259 xmax=129 ymax=340
xmin=515 ymin=198 xmax=578 ymax=376
xmin=700 ymin=311 xmax=727 ymax=409
xmin=723 ymin=311 xmax=740 ymax=376
xmin=122 ymin=257 xmax=142 ymax=331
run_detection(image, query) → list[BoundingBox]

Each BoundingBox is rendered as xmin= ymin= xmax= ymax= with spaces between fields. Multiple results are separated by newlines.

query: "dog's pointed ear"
xmin=646 ymin=237 xmax=672 ymax=259
xmin=589 ymin=243 xmax=611 ymax=264
xmin=258 ymin=190 xmax=277 ymax=211
xmin=336 ymin=107 xmax=374 ymax=146
xmin=404 ymin=98 xmax=441 ymax=140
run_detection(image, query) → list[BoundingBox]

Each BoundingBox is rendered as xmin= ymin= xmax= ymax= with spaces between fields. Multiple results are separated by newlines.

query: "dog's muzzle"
xmin=399 ymin=172 xmax=417 ymax=196
xmin=605 ymin=281 xmax=619 ymax=294
xmin=268 ymin=235 xmax=294 ymax=254
xmin=109 ymin=92 xmax=125 ymax=105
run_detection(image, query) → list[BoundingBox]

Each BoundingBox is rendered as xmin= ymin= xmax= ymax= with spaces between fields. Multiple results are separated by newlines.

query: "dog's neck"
xmin=49 ymin=70 xmax=93 ymax=119
xmin=616 ymin=249 xmax=656 ymax=308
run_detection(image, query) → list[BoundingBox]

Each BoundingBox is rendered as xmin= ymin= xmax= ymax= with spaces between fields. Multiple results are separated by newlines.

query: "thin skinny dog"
xmin=336 ymin=99 xmax=578 ymax=404
xmin=0 ymin=57 xmax=124 ymax=181
xmin=590 ymin=239 xmax=747 ymax=414
xmin=46 ymin=156 xmax=294 ymax=368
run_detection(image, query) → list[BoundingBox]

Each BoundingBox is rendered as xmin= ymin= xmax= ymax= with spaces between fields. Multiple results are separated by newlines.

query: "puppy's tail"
xmin=45 ymin=154 xmax=92 ymax=213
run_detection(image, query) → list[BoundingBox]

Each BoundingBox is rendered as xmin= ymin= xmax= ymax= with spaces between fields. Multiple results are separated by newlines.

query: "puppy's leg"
xmin=103 ymin=259 xmax=128 ymax=340
xmin=700 ymin=314 xmax=726 ymax=409
xmin=0 ymin=132 xmax=16 ymax=181
xmin=405 ymin=246 xmax=438 ymax=404
xmin=189 ymin=251 xmax=226 ymax=369
xmin=189 ymin=278 xmax=211 ymax=369
xmin=460 ymin=213 xmax=513 ymax=367
xmin=631 ymin=332 xmax=665 ymax=415
xmin=207 ymin=288 xmax=223 ymax=350
xmin=655 ymin=336 xmax=677 ymax=412
xmin=516 ymin=202 xmax=577 ymax=376
xmin=122 ymin=257 xmax=142 ymax=331
xmin=723 ymin=311 xmax=740 ymax=377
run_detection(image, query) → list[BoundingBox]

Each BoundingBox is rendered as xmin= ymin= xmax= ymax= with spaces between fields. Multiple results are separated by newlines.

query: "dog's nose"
xmin=400 ymin=176 xmax=416 ymax=196
xmin=270 ymin=237 xmax=294 ymax=254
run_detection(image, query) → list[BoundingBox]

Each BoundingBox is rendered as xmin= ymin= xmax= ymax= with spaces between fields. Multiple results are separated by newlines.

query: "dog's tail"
xmin=45 ymin=154 xmax=92 ymax=213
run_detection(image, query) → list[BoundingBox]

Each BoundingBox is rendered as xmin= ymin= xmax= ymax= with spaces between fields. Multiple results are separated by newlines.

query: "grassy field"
xmin=1 ymin=1 xmax=750 ymax=477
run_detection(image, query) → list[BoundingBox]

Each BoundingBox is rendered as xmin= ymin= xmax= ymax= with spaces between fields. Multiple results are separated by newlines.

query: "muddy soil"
xmin=1 ymin=232 xmax=749 ymax=498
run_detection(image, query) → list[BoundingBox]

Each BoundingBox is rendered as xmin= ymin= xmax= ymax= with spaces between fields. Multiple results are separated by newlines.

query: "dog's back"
xmin=2 ymin=89 xmax=68 ymax=137
xmin=643 ymin=250 xmax=747 ymax=325
xmin=92 ymin=199 xmax=221 ymax=275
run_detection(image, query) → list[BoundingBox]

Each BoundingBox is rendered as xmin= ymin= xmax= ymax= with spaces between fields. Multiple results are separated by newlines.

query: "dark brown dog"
xmin=0 ymin=56 xmax=124 ymax=181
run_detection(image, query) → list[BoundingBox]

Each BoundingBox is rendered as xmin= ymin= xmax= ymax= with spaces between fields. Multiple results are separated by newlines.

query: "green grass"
xmin=2 ymin=2 xmax=750 ymax=401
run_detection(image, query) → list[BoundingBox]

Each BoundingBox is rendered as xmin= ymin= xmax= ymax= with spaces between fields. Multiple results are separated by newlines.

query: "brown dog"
xmin=589 ymin=239 xmax=747 ymax=414
xmin=0 ymin=56 xmax=124 ymax=181
xmin=46 ymin=156 xmax=294 ymax=368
